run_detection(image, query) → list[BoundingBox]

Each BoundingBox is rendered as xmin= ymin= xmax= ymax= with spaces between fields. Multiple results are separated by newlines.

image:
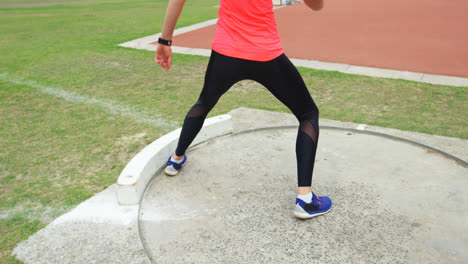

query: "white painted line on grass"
xmin=0 ymin=72 xmax=177 ymax=130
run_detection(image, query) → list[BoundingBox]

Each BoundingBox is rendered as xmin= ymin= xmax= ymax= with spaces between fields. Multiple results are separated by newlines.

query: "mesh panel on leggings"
xmin=186 ymin=103 xmax=211 ymax=118
xmin=299 ymin=120 xmax=318 ymax=144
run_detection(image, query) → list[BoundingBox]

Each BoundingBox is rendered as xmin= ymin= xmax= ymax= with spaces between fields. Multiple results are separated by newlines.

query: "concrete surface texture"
xmin=12 ymin=108 xmax=467 ymax=264
xmin=12 ymin=184 xmax=148 ymax=264
xmin=117 ymin=114 xmax=232 ymax=205
xmin=139 ymin=109 xmax=467 ymax=264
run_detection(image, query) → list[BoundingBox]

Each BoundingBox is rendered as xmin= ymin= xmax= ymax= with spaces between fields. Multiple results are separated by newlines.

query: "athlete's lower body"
xmin=165 ymin=50 xmax=332 ymax=219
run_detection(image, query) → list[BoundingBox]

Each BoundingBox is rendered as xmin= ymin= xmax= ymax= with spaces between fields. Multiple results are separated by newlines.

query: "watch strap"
xmin=158 ymin=37 xmax=172 ymax=46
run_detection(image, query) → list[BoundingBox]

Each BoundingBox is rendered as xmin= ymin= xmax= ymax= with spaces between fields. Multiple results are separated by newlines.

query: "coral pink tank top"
xmin=212 ymin=0 xmax=284 ymax=61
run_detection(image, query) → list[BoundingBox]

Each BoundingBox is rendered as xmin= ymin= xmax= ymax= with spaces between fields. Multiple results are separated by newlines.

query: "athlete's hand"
xmin=155 ymin=44 xmax=173 ymax=72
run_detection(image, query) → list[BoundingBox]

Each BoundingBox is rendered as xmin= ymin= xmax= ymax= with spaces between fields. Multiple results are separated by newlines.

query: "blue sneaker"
xmin=164 ymin=154 xmax=187 ymax=176
xmin=294 ymin=193 xmax=332 ymax=219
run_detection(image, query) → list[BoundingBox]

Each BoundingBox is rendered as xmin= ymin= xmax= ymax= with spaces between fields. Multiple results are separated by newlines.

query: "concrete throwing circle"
xmin=138 ymin=127 xmax=467 ymax=264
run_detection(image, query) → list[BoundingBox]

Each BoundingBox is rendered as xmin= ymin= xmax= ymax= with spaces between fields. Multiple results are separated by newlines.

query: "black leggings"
xmin=175 ymin=50 xmax=319 ymax=187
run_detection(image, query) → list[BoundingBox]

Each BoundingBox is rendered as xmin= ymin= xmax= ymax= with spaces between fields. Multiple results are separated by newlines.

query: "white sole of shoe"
xmin=164 ymin=163 xmax=185 ymax=176
xmin=293 ymin=204 xmax=332 ymax=219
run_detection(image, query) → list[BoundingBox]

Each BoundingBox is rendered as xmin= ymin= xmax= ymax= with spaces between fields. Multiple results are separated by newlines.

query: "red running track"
xmin=165 ymin=1 xmax=468 ymax=78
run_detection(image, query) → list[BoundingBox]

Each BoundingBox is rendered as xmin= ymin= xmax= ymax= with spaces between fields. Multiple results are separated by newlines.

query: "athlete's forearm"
xmin=160 ymin=0 xmax=187 ymax=40
xmin=303 ymin=0 xmax=324 ymax=11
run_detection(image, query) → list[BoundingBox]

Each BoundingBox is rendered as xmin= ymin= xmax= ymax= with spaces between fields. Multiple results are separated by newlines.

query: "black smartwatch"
xmin=158 ymin=37 xmax=172 ymax=46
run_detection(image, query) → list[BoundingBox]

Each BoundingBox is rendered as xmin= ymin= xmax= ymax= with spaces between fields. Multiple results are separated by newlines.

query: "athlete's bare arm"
xmin=303 ymin=0 xmax=324 ymax=11
xmin=155 ymin=0 xmax=187 ymax=72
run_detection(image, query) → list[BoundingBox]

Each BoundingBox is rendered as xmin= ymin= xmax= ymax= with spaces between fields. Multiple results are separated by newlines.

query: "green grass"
xmin=0 ymin=0 xmax=466 ymax=263
xmin=0 ymin=214 xmax=44 ymax=263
